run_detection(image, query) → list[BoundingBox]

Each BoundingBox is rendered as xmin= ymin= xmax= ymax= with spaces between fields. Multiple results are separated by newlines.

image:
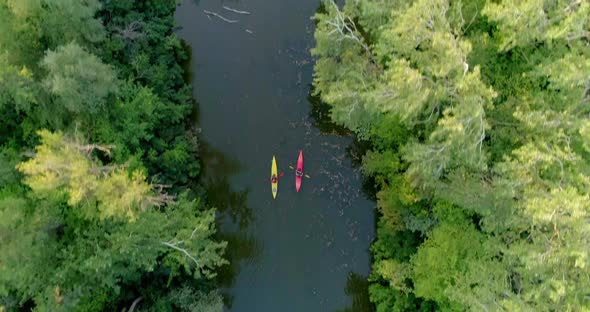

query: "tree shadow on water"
xmin=197 ymin=141 xmax=262 ymax=308
xmin=199 ymin=140 xmax=253 ymax=229
xmin=308 ymin=85 xmax=378 ymax=201
xmin=307 ymin=84 xmax=352 ymax=136
xmin=215 ymin=232 xmax=263 ymax=308
xmin=345 ymin=139 xmax=378 ymax=201
xmin=335 ymin=272 xmax=375 ymax=312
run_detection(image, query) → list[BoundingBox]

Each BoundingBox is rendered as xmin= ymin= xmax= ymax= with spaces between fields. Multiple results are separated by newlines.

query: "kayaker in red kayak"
xmin=295 ymin=150 xmax=304 ymax=192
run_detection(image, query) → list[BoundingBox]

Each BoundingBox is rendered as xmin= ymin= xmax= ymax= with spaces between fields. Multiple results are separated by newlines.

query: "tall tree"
xmin=1 ymin=131 xmax=226 ymax=311
xmin=313 ymin=0 xmax=590 ymax=310
xmin=1 ymin=0 xmax=226 ymax=310
xmin=39 ymin=43 xmax=118 ymax=127
xmin=0 ymin=0 xmax=104 ymax=68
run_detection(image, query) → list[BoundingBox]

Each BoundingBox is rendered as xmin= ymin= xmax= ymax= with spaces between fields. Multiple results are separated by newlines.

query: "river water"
xmin=176 ymin=1 xmax=374 ymax=310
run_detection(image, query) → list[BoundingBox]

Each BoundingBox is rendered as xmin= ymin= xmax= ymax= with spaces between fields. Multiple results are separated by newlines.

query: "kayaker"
xmin=296 ymin=169 xmax=303 ymax=177
xmin=271 ymin=174 xmax=278 ymax=183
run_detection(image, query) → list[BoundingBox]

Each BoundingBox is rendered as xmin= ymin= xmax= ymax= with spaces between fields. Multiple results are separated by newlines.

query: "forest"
xmin=0 ymin=0 xmax=226 ymax=311
xmin=2 ymin=0 xmax=589 ymax=311
xmin=313 ymin=0 xmax=589 ymax=311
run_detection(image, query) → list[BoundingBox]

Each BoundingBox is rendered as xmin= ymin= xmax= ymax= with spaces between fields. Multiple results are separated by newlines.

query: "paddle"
xmin=288 ymin=165 xmax=311 ymax=179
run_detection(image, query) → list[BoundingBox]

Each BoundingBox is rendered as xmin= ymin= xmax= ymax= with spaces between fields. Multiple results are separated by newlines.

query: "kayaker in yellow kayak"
xmin=267 ymin=173 xmax=283 ymax=183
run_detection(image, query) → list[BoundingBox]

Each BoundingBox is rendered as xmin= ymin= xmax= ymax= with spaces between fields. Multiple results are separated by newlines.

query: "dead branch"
xmin=153 ymin=184 xmax=173 ymax=192
xmin=115 ymin=21 xmax=145 ymax=41
xmin=222 ymin=6 xmax=251 ymax=15
xmin=146 ymin=192 xmax=176 ymax=208
xmin=21 ymin=151 xmax=36 ymax=158
xmin=325 ymin=1 xmax=373 ymax=59
xmin=128 ymin=297 xmax=143 ymax=312
xmin=76 ymin=144 xmax=114 ymax=157
xmin=54 ymin=286 xmax=63 ymax=304
xmin=566 ymin=31 xmax=590 ymax=41
xmin=190 ymin=227 xmax=201 ymax=239
xmin=161 ymin=241 xmax=200 ymax=266
xmin=203 ymin=10 xmax=239 ymax=23
xmin=90 ymin=165 xmax=116 ymax=175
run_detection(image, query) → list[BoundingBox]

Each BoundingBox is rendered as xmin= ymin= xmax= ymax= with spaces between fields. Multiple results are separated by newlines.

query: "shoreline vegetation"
xmin=1 ymin=1 xmax=226 ymax=311
xmin=2 ymin=0 xmax=588 ymax=311
xmin=312 ymin=0 xmax=590 ymax=311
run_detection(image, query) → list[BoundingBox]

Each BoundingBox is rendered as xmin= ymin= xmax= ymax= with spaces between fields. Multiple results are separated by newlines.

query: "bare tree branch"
xmin=325 ymin=1 xmax=374 ymax=60
xmin=153 ymin=184 xmax=172 ymax=192
xmin=146 ymin=192 xmax=176 ymax=208
xmin=115 ymin=21 xmax=145 ymax=41
xmin=21 ymin=151 xmax=36 ymax=158
xmin=128 ymin=297 xmax=143 ymax=312
xmin=90 ymin=165 xmax=117 ymax=175
xmin=190 ymin=227 xmax=201 ymax=239
xmin=566 ymin=31 xmax=590 ymax=41
xmin=161 ymin=241 xmax=200 ymax=266
xmin=76 ymin=144 xmax=115 ymax=157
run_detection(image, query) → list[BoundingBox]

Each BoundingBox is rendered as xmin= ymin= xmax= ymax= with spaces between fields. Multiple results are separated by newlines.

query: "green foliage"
xmin=0 ymin=0 xmax=225 ymax=310
xmin=404 ymin=67 xmax=495 ymax=188
xmin=0 ymin=54 xmax=38 ymax=112
xmin=411 ymin=203 xmax=507 ymax=311
xmin=40 ymin=42 xmax=118 ymax=126
xmin=16 ymin=130 xmax=151 ymax=220
xmin=0 ymin=0 xmax=104 ymax=68
xmin=0 ymin=148 xmax=20 ymax=188
xmin=156 ymin=286 xmax=224 ymax=312
xmin=483 ymin=0 xmax=590 ymax=50
xmin=38 ymin=0 xmax=104 ymax=49
xmin=312 ymin=0 xmax=382 ymax=137
xmin=313 ymin=0 xmax=590 ymax=310
xmin=95 ymin=0 xmax=199 ymax=189
xmin=1 ymin=133 xmax=226 ymax=311
xmin=95 ymin=82 xmax=162 ymax=157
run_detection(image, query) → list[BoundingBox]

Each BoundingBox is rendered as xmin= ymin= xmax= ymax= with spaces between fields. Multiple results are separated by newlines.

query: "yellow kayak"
xmin=271 ymin=156 xmax=278 ymax=199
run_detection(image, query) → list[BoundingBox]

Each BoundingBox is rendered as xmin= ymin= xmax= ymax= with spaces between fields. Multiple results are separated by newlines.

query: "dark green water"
xmin=176 ymin=1 xmax=375 ymax=311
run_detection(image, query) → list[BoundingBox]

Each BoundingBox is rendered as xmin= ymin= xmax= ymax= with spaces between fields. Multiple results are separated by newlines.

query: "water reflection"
xmin=335 ymin=272 xmax=373 ymax=312
xmin=199 ymin=141 xmax=253 ymax=229
xmin=197 ymin=140 xmax=262 ymax=307
xmin=307 ymin=85 xmax=351 ymax=136
xmin=215 ymin=232 xmax=262 ymax=308
xmin=179 ymin=39 xmax=194 ymax=86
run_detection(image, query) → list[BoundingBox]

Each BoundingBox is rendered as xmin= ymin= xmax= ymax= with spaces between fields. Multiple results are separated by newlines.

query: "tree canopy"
xmin=0 ymin=0 xmax=226 ymax=311
xmin=313 ymin=0 xmax=590 ymax=310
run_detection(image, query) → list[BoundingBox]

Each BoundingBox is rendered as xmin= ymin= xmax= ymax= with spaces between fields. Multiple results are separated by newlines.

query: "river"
xmin=175 ymin=1 xmax=375 ymax=311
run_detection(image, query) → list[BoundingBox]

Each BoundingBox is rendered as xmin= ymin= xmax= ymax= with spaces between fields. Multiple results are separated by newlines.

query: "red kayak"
xmin=295 ymin=150 xmax=304 ymax=192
